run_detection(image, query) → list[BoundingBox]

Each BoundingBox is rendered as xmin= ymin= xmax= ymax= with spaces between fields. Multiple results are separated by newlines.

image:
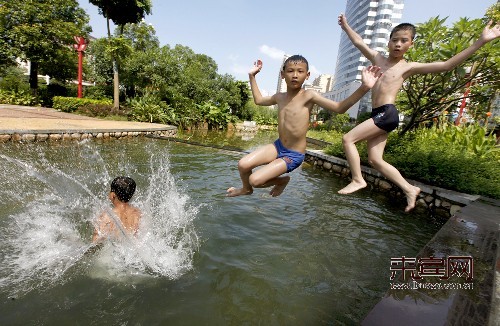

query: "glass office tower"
xmin=330 ymin=0 xmax=404 ymax=118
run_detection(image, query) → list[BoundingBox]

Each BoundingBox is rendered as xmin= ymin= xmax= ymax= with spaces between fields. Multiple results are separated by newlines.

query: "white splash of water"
xmin=90 ymin=152 xmax=200 ymax=281
xmin=0 ymin=141 xmax=200 ymax=297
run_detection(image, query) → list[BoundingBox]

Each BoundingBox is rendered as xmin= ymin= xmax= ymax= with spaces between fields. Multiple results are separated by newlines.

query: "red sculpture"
xmin=73 ymin=36 xmax=88 ymax=98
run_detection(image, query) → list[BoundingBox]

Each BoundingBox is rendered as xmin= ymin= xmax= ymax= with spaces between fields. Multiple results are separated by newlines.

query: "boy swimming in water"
xmin=93 ymin=176 xmax=141 ymax=242
xmin=226 ymin=55 xmax=382 ymax=197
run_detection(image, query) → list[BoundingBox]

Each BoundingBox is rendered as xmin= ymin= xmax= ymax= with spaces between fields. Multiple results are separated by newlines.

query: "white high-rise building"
xmin=276 ymin=54 xmax=290 ymax=94
xmin=328 ymin=0 xmax=404 ymax=119
xmin=312 ymin=74 xmax=333 ymax=94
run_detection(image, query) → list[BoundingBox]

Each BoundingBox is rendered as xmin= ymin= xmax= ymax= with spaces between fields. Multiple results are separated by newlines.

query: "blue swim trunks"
xmin=274 ymin=139 xmax=305 ymax=173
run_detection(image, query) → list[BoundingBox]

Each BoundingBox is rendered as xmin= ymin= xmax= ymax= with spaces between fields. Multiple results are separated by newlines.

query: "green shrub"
xmin=320 ymin=123 xmax=499 ymax=198
xmin=252 ymin=105 xmax=278 ymax=126
xmin=76 ymin=103 xmax=127 ymax=118
xmin=385 ymin=131 xmax=499 ymax=198
xmin=311 ymin=113 xmax=352 ymax=132
xmin=196 ymin=101 xmax=234 ymax=129
xmin=126 ymin=94 xmax=176 ymax=124
xmin=52 ymin=96 xmax=113 ymax=112
xmin=0 ymin=89 xmax=38 ymax=106
xmin=241 ymin=101 xmax=278 ymax=126
xmin=0 ymin=66 xmax=29 ymax=93
xmin=84 ymin=85 xmax=113 ymax=100
xmin=37 ymin=81 xmax=78 ymax=108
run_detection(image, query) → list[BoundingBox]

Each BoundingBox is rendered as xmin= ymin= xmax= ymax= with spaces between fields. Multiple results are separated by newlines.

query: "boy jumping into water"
xmin=337 ymin=14 xmax=500 ymax=212
xmin=227 ymin=55 xmax=382 ymax=197
xmin=93 ymin=176 xmax=141 ymax=242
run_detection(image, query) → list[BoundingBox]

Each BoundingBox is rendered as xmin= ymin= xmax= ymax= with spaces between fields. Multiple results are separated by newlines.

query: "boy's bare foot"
xmin=269 ymin=176 xmax=290 ymax=197
xmin=226 ymin=187 xmax=253 ymax=197
xmin=338 ymin=180 xmax=367 ymax=194
xmin=404 ymin=186 xmax=421 ymax=212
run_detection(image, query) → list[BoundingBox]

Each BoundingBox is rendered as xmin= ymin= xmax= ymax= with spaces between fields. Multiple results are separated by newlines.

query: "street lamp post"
xmin=73 ymin=36 xmax=88 ymax=98
xmin=455 ymin=64 xmax=476 ymax=126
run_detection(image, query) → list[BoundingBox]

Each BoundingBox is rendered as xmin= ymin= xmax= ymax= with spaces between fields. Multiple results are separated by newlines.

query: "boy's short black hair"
xmin=110 ymin=176 xmax=136 ymax=202
xmin=282 ymin=54 xmax=309 ymax=71
xmin=390 ymin=23 xmax=416 ymax=40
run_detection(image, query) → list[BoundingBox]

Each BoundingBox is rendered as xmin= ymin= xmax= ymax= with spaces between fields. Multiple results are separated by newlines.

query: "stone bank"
xmin=305 ymin=149 xmax=480 ymax=218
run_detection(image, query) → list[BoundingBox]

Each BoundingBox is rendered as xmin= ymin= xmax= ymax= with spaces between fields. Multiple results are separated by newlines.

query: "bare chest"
xmin=375 ymin=60 xmax=411 ymax=89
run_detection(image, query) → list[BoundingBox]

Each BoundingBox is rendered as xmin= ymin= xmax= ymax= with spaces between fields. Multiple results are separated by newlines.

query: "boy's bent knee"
xmin=248 ymin=174 xmax=264 ymax=188
xmin=238 ymin=159 xmax=253 ymax=172
xmin=342 ymin=134 xmax=354 ymax=145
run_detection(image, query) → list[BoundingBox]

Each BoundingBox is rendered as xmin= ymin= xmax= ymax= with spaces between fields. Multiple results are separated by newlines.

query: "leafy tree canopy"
xmin=89 ymin=0 xmax=152 ymax=27
xmin=0 ymin=0 xmax=90 ymax=85
xmin=397 ymin=16 xmax=499 ymax=134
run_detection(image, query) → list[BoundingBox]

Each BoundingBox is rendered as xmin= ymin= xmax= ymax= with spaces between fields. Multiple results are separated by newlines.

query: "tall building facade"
xmin=328 ymin=0 xmax=404 ymax=118
xmin=276 ymin=54 xmax=290 ymax=94
xmin=312 ymin=74 xmax=333 ymax=94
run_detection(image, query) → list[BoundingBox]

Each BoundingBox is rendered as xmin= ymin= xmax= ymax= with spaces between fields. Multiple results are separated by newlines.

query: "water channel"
xmin=0 ymin=131 xmax=445 ymax=324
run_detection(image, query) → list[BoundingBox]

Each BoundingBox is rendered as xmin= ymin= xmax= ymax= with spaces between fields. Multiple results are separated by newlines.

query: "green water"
xmin=0 ymin=134 xmax=444 ymax=325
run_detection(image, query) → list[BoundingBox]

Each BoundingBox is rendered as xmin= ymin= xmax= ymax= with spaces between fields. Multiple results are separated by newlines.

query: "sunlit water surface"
xmin=0 ymin=133 xmax=444 ymax=325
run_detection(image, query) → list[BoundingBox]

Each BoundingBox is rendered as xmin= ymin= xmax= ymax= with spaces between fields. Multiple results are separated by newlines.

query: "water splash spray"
xmin=0 ymin=141 xmax=200 ymax=298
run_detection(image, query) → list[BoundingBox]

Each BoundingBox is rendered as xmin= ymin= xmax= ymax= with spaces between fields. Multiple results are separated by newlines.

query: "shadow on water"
xmin=0 ymin=133 xmax=445 ymax=325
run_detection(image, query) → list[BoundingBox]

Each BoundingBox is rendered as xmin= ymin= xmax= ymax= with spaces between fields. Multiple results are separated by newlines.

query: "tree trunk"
xmin=112 ymin=59 xmax=119 ymax=109
xmin=29 ymin=60 xmax=39 ymax=99
xmin=106 ymin=16 xmax=119 ymax=109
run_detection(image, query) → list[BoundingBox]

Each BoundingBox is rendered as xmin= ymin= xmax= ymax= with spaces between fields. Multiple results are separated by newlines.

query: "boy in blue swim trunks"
xmin=227 ymin=55 xmax=382 ymax=197
xmin=338 ymin=14 xmax=500 ymax=211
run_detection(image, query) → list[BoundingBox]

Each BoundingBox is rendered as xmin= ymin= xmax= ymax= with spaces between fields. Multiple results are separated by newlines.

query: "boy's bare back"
xmin=92 ymin=176 xmax=141 ymax=242
xmin=113 ymin=205 xmax=141 ymax=234
xmin=93 ymin=205 xmax=140 ymax=242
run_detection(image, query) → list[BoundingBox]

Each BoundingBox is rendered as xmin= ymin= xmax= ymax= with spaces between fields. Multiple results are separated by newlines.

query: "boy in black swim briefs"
xmin=371 ymin=104 xmax=399 ymax=133
xmin=226 ymin=56 xmax=382 ymax=197
xmin=338 ymin=14 xmax=499 ymax=212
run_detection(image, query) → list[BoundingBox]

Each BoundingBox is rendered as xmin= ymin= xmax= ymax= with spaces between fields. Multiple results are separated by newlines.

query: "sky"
xmin=77 ymin=0 xmax=496 ymax=96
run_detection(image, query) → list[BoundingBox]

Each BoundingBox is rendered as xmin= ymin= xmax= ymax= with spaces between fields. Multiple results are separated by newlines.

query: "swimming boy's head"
xmin=390 ymin=23 xmax=416 ymax=40
xmin=282 ymin=55 xmax=309 ymax=71
xmin=110 ymin=176 xmax=136 ymax=203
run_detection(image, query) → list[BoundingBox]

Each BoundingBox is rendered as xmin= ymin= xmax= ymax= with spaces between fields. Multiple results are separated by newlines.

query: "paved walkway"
xmin=0 ymin=104 xmax=174 ymax=134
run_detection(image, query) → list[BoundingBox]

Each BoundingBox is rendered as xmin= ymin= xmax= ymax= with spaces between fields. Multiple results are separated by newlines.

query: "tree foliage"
xmin=0 ymin=0 xmax=90 ymax=96
xmin=396 ymin=17 xmax=499 ymax=134
xmin=88 ymin=0 xmax=152 ymax=108
xmin=89 ymin=0 xmax=152 ymax=27
xmin=87 ymin=21 xmax=249 ymax=129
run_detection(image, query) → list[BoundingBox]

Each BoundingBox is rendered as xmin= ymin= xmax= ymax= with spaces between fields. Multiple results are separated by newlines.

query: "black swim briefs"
xmin=371 ymin=104 xmax=399 ymax=132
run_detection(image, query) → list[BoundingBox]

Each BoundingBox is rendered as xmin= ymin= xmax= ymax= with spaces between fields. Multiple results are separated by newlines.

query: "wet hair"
xmin=282 ymin=54 xmax=309 ymax=71
xmin=110 ymin=176 xmax=136 ymax=203
xmin=390 ymin=23 xmax=416 ymax=40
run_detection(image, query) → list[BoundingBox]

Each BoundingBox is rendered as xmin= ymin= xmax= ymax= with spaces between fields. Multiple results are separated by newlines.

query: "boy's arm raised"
xmin=408 ymin=21 xmax=500 ymax=76
xmin=312 ymin=66 xmax=382 ymax=114
xmin=338 ymin=13 xmax=378 ymax=62
xmin=249 ymin=59 xmax=277 ymax=106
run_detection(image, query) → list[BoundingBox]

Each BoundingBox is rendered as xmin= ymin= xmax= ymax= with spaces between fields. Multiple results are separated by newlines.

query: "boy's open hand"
xmin=249 ymin=59 xmax=263 ymax=76
xmin=338 ymin=13 xmax=348 ymax=29
xmin=361 ymin=65 xmax=382 ymax=88
xmin=481 ymin=21 xmax=500 ymax=43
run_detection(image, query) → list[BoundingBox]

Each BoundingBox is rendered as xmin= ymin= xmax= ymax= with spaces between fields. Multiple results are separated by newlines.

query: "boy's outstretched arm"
xmin=249 ymin=59 xmax=277 ymax=106
xmin=338 ymin=13 xmax=378 ymax=62
xmin=408 ymin=21 xmax=500 ymax=76
xmin=311 ymin=66 xmax=382 ymax=114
